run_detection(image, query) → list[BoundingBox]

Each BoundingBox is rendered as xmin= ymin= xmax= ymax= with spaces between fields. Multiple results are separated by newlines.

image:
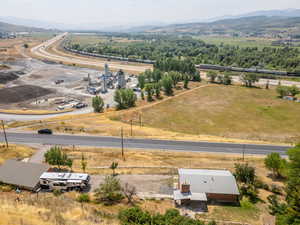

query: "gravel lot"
xmin=90 ymin=174 xmax=173 ymax=195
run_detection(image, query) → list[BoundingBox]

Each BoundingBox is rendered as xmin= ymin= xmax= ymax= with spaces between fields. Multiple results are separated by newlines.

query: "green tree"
xmin=144 ymin=83 xmax=154 ymax=102
xmin=94 ymin=175 xmax=124 ymax=205
xmin=240 ymin=73 xmax=259 ymax=87
xmin=44 ymin=146 xmax=73 ymax=169
xmin=234 ymin=163 xmax=256 ymax=184
xmin=264 ymin=153 xmax=286 ymax=178
xmin=114 ymin=88 xmax=137 ymax=110
xmin=110 ymin=162 xmax=118 ymax=176
xmin=154 ymin=83 xmax=161 ymax=99
xmin=207 ymin=71 xmax=217 ymax=83
xmin=184 ymin=75 xmax=189 ymax=89
xmin=275 ymin=144 xmax=300 ymax=225
xmin=161 ymin=75 xmax=173 ymax=96
xmin=81 ymin=153 xmax=87 ymax=173
xmin=288 ymin=85 xmax=300 ymax=97
xmin=276 ymin=85 xmax=289 ymax=98
xmin=137 ymin=74 xmax=145 ymax=89
xmin=192 ymin=71 xmax=201 ymax=82
xmin=92 ymin=96 xmax=104 ymax=113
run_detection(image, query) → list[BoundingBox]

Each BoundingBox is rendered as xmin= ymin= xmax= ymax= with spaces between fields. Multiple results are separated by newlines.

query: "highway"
xmin=31 ymin=33 xmax=151 ymax=73
xmin=0 ymin=132 xmax=289 ymax=155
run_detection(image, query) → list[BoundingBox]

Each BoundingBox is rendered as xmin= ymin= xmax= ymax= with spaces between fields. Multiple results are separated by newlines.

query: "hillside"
xmin=0 ymin=21 xmax=47 ymax=33
xmin=145 ymin=16 xmax=300 ymax=36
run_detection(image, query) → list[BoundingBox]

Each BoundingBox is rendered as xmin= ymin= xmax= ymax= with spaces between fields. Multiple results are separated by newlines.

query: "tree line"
xmin=68 ymin=35 xmax=300 ymax=72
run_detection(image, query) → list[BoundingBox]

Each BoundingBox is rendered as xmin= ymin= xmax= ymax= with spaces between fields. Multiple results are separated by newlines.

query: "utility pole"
xmin=1 ymin=120 xmax=8 ymax=148
xmin=130 ymin=120 xmax=133 ymax=137
xmin=121 ymin=127 xmax=125 ymax=160
xmin=242 ymin=144 xmax=245 ymax=162
xmin=139 ymin=114 xmax=142 ymax=127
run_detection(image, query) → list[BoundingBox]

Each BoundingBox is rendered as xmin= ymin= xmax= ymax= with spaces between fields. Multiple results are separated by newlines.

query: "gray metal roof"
xmin=178 ymin=169 xmax=240 ymax=195
xmin=0 ymin=160 xmax=50 ymax=190
xmin=173 ymin=190 xmax=207 ymax=201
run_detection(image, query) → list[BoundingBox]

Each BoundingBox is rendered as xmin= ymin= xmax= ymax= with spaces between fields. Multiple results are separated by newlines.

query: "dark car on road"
xmin=38 ymin=129 xmax=53 ymax=135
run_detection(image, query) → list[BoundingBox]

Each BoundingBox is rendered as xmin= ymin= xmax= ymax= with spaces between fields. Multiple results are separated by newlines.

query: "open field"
xmin=197 ymin=36 xmax=276 ymax=49
xmin=0 ymin=143 xmax=35 ymax=164
xmin=116 ymin=84 xmax=300 ymax=143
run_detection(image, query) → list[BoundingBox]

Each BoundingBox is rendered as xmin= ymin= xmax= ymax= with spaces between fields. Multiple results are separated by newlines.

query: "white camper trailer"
xmin=39 ymin=172 xmax=90 ymax=191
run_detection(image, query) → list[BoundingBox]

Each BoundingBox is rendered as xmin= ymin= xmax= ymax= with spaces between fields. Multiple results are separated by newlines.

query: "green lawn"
xmin=137 ymin=85 xmax=300 ymax=143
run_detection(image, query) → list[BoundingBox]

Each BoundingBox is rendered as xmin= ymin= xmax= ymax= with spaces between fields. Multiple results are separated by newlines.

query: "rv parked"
xmin=39 ymin=172 xmax=90 ymax=191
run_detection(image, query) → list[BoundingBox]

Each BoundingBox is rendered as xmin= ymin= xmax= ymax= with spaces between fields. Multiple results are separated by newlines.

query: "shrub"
xmin=53 ymin=189 xmax=62 ymax=196
xmin=240 ymin=197 xmax=256 ymax=210
xmin=270 ymin=184 xmax=283 ymax=195
xmin=77 ymin=193 xmax=90 ymax=203
xmin=94 ymin=175 xmax=124 ymax=205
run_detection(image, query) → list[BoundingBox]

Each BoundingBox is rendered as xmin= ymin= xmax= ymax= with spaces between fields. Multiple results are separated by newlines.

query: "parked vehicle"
xmin=73 ymin=103 xmax=88 ymax=109
xmin=38 ymin=129 xmax=53 ymax=135
xmin=39 ymin=172 xmax=90 ymax=191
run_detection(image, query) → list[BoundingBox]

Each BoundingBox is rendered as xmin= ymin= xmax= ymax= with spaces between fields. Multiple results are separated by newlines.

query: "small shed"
xmin=0 ymin=160 xmax=50 ymax=191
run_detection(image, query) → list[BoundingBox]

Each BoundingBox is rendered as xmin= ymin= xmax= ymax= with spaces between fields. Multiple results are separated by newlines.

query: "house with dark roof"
xmin=0 ymin=159 xmax=50 ymax=191
xmin=174 ymin=169 xmax=240 ymax=208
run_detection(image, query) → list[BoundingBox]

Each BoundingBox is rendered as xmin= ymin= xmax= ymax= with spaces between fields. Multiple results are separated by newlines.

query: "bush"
xmin=94 ymin=175 xmax=124 ymax=205
xmin=119 ymin=207 xmax=205 ymax=225
xmin=53 ymin=189 xmax=62 ymax=196
xmin=240 ymin=197 xmax=256 ymax=210
xmin=270 ymin=184 xmax=283 ymax=195
xmin=77 ymin=193 xmax=90 ymax=203
xmin=254 ymin=179 xmax=269 ymax=191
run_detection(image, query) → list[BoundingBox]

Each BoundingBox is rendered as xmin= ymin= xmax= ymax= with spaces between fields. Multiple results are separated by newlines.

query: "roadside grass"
xmin=0 ymin=143 xmax=35 ymax=164
xmin=120 ymin=84 xmax=300 ymax=143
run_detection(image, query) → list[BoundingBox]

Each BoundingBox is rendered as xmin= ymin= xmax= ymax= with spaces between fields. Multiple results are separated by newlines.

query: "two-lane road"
xmin=0 ymin=132 xmax=289 ymax=155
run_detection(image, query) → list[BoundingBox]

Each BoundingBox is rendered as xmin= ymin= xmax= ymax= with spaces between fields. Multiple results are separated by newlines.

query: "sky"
xmin=1 ymin=0 xmax=300 ymax=27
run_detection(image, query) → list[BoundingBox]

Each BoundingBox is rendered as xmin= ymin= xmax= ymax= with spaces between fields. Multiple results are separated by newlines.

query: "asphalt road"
xmin=0 ymin=132 xmax=289 ymax=155
xmin=31 ymin=33 xmax=151 ymax=73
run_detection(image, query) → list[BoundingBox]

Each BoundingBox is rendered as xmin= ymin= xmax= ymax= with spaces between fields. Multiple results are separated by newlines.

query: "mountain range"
xmin=1 ymin=8 xmax=300 ymax=34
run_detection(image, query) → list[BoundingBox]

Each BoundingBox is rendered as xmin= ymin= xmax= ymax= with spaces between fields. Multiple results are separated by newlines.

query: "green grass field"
xmin=197 ymin=36 xmax=274 ymax=48
xmin=135 ymin=85 xmax=300 ymax=143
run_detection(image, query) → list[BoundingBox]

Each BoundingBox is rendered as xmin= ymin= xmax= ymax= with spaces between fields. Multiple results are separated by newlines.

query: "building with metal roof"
xmin=0 ymin=160 xmax=50 ymax=191
xmin=174 ymin=169 xmax=240 ymax=208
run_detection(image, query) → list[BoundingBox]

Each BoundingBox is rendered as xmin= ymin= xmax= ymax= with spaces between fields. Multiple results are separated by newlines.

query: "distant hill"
xmin=0 ymin=21 xmax=48 ymax=33
xmin=143 ymin=16 xmax=300 ymax=36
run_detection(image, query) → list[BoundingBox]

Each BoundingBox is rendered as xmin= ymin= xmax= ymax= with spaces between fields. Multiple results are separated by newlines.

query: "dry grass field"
xmin=0 ymin=188 xmax=174 ymax=225
xmin=8 ymin=82 xmax=289 ymax=145
xmin=118 ymin=84 xmax=300 ymax=143
xmin=0 ymin=143 xmax=35 ymax=164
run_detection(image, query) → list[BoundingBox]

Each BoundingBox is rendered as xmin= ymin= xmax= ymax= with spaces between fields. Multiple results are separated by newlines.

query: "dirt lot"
xmin=0 ymin=85 xmax=53 ymax=104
